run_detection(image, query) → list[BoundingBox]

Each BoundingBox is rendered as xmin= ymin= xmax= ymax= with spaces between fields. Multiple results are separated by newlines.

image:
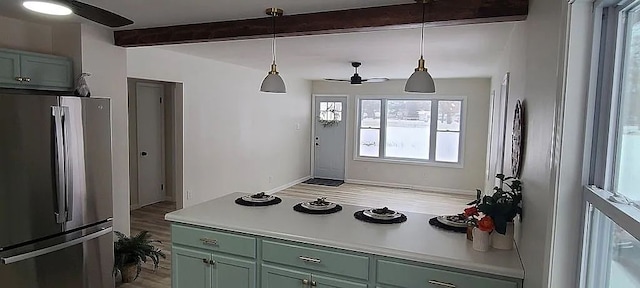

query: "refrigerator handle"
xmin=52 ymin=106 xmax=68 ymax=224
xmin=0 ymin=227 xmax=112 ymax=265
xmin=62 ymin=106 xmax=73 ymax=222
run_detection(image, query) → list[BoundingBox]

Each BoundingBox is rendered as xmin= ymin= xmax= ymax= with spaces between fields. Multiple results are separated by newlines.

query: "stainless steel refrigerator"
xmin=0 ymin=94 xmax=114 ymax=288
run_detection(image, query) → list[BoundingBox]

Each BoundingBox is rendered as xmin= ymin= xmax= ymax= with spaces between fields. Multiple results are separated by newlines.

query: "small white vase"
xmin=491 ymin=222 xmax=515 ymax=250
xmin=472 ymin=227 xmax=491 ymax=252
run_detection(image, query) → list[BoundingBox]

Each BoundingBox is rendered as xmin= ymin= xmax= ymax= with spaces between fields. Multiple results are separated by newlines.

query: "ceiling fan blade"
xmin=362 ymin=78 xmax=390 ymax=83
xmin=70 ymin=1 xmax=134 ymax=28
xmin=324 ymin=79 xmax=351 ymax=82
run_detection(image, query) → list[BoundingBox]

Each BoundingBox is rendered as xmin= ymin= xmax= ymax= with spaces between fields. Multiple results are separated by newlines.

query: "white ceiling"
xmin=0 ymin=0 xmax=411 ymax=29
xmin=0 ymin=0 xmax=516 ymax=80
xmin=160 ymin=22 xmax=516 ymax=80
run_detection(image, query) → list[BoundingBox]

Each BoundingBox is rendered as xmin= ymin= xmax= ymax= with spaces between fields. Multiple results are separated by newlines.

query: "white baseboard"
xmin=345 ymin=178 xmax=475 ymax=196
xmin=265 ymin=176 xmax=312 ymax=194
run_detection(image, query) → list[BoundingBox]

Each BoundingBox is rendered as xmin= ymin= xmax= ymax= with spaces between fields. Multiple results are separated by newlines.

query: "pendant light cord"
xmin=420 ymin=2 xmax=425 ymax=58
xmin=272 ymin=14 xmax=277 ymax=64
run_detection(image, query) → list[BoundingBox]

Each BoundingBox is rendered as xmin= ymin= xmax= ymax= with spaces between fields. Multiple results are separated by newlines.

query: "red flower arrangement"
xmin=477 ymin=216 xmax=495 ymax=232
xmin=464 ymin=206 xmax=478 ymax=218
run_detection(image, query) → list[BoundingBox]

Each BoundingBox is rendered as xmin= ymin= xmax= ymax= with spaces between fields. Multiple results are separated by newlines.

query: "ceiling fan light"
xmin=23 ymin=1 xmax=72 ymax=16
xmin=260 ymin=72 xmax=286 ymax=93
xmin=405 ymin=70 xmax=435 ymax=93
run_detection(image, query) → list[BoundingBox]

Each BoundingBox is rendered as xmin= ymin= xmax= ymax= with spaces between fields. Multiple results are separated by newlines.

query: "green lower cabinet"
xmin=172 ymin=246 xmax=212 ymax=288
xmin=212 ymin=254 xmax=256 ymax=288
xmin=262 ymin=264 xmax=310 ymax=288
xmin=262 ymin=264 xmax=367 ymax=288
xmin=311 ymin=274 xmax=367 ymax=288
xmin=173 ymin=245 xmax=256 ymax=288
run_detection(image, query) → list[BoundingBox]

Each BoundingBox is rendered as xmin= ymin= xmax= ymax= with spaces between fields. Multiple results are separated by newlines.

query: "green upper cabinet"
xmin=20 ymin=54 xmax=72 ymax=90
xmin=0 ymin=49 xmax=73 ymax=91
xmin=212 ymin=254 xmax=256 ymax=288
xmin=0 ymin=51 xmax=21 ymax=87
xmin=172 ymin=246 xmax=212 ymax=288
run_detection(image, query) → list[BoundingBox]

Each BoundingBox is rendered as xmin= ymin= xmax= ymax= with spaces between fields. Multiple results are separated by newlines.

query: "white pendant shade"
xmin=405 ymin=70 xmax=435 ymax=93
xmin=260 ymin=73 xmax=286 ymax=93
xmin=23 ymin=1 xmax=72 ymax=16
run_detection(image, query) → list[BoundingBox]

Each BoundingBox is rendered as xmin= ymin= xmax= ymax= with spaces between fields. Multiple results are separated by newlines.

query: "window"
xmin=356 ymin=97 xmax=465 ymax=165
xmin=319 ymin=101 xmax=342 ymax=121
xmin=582 ymin=2 xmax=640 ymax=287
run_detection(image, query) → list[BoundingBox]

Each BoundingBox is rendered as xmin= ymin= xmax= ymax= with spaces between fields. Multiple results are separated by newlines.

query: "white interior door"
xmin=136 ymin=82 xmax=165 ymax=206
xmin=314 ymin=97 xmax=347 ymax=180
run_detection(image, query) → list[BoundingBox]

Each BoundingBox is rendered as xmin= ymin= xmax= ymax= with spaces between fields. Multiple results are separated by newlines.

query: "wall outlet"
xmin=296 ymin=123 xmax=301 ymax=130
xmin=186 ymin=190 xmax=192 ymax=200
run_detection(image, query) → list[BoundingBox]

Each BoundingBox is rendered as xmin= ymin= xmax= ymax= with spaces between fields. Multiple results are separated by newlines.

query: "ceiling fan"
xmin=324 ymin=62 xmax=389 ymax=85
xmin=23 ymin=0 xmax=134 ymax=28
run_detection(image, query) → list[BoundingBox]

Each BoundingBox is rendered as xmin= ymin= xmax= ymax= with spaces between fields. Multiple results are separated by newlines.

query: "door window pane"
xmin=585 ymin=208 xmax=640 ymax=288
xmin=616 ymin=6 xmax=640 ymax=202
xmin=436 ymin=131 xmax=460 ymax=162
xmin=385 ymin=100 xmax=431 ymax=160
xmin=360 ymin=100 xmax=381 ymax=128
xmin=359 ymin=129 xmax=380 ymax=157
xmin=437 ymin=100 xmax=462 ymax=131
xmin=319 ymin=102 xmax=342 ymax=121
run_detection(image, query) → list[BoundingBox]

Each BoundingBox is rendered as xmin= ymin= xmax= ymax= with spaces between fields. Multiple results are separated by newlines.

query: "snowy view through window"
xmin=358 ymin=98 xmax=462 ymax=163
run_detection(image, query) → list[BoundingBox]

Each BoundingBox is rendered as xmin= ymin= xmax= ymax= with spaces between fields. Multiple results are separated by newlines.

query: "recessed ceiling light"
xmin=23 ymin=1 xmax=73 ymax=16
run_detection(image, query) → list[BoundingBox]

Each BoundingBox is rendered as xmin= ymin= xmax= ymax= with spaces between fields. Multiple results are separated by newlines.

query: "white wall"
xmin=0 ymin=16 xmax=52 ymax=53
xmin=80 ymin=24 xmax=130 ymax=234
xmin=313 ymin=78 xmax=490 ymax=194
xmin=490 ymin=0 xmax=569 ymax=286
xmin=127 ymin=47 xmax=312 ymax=207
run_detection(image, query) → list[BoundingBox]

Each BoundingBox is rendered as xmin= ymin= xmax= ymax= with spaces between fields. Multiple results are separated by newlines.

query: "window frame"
xmin=354 ymin=95 xmax=467 ymax=168
xmin=581 ymin=0 xmax=640 ymax=286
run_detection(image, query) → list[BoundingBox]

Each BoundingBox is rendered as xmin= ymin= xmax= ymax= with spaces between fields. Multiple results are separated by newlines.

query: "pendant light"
xmin=260 ymin=8 xmax=286 ymax=93
xmin=405 ymin=0 xmax=435 ymax=94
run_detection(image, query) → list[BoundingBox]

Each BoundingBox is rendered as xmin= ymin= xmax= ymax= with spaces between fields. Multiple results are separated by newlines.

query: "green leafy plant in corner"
xmin=113 ymin=230 xmax=166 ymax=282
xmin=476 ymin=174 xmax=523 ymax=235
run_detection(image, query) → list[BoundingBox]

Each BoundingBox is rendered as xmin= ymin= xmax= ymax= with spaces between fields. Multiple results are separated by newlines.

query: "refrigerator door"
xmin=0 ymin=222 xmax=114 ymax=288
xmin=0 ymin=94 xmax=64 ymax=250
xmin=60 ymin=97 xmax=113 ymax=232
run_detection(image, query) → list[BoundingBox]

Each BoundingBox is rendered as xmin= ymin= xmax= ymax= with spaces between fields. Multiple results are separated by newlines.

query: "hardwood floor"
xmin=117 ymin=202 xmax=175 ymax=288
xmin=118 ymin=183 xmax=473 ymax=287
xmin=277 ymin=183 xmax=474 ymax=216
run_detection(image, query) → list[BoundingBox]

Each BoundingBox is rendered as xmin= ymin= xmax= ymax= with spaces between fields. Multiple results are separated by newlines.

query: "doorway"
xmin=313 ymin=96 xmax=347 ymax=180
xmin=128 ymin=78 xmax=183 ymax=210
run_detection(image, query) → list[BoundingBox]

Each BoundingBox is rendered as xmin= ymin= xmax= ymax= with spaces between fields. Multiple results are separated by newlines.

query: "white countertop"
xmin=165 ymin=192 xmax=524 ymax=279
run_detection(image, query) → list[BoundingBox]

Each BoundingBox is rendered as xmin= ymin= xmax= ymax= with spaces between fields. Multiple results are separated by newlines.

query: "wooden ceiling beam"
xmin=114 ymin=0 xmax=528 ymax=47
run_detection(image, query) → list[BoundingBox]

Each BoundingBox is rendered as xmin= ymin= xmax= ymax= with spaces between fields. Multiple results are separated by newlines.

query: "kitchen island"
xmin=165 ymin=192 xmax=524 ymax=288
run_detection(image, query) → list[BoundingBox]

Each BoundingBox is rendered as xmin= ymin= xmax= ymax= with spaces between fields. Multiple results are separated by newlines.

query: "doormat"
xmin=302 ymin=178 xmax=344 ymax=187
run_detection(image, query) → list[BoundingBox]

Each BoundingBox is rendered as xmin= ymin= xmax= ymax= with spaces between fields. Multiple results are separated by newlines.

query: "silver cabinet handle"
xmin=200 ymin=238 xmax=218 ymax=246
xmin=15 ymin=77 xmax=23 ymax=82
xmin=23 ymin=77 xmax=31 ymax=82
xmin=311 ymin=280 xmax=317 ymax=286
xmin=1 ymin=227 xmax=112 ymax=264
xmin=202 ymin=258 xmax=208 ymax=264
xmin=299 ymin=256 xmax=321 ymax=263
xmin=428 ymin=280 xmax=456 ymax=288
xmin=209 ymin=259 xmax=216 ymax=265
xmin=302 ymin=279 xmax=309 ymax=285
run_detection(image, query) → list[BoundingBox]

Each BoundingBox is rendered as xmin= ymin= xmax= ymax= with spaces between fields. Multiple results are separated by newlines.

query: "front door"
xmin=314 ymin=96 xmax=347 ymax=180
xmin=136 ymin=82 xmax=165 ymax=207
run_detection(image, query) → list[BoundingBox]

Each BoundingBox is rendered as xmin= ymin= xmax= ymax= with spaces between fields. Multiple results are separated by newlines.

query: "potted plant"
xmin=113 ymin=231 xmax=166 ymax=283
xmin=476 ymin=174 xmax=523 ymax=250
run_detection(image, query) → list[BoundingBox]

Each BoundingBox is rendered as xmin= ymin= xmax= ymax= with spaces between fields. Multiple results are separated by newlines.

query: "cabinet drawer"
xmin=377 ymin=260 xmax=518 ymax=288
xmin=262 ymin=240 xmax=369 ymax=280
xmin=172 ymin=225 xmax=256 ymax=258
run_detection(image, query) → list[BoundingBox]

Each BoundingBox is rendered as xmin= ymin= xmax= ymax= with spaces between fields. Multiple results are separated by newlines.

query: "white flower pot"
xmin=472 ymin=228 xmax=491 ymax=252
xmin=491 ymin=222 xmax=515 ymax=250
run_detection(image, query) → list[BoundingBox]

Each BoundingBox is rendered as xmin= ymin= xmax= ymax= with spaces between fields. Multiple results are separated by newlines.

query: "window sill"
xmin=353 ymin=156 xmax=464 ymax=169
